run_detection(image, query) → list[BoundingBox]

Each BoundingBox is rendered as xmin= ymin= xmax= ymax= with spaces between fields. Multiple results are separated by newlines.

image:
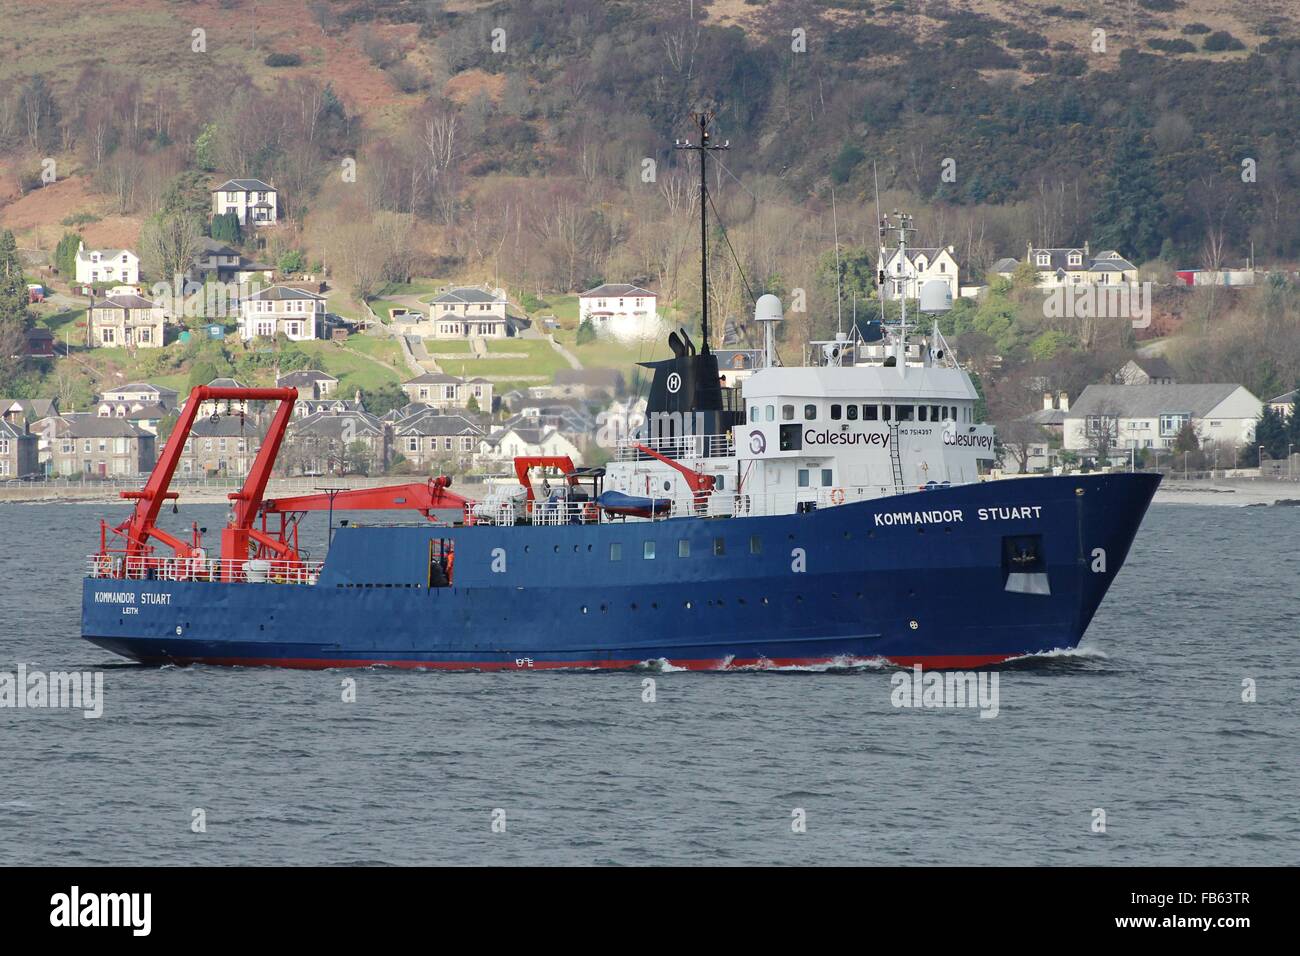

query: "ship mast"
xmin=879 ymin=210 xmax=915 ymax=365
xmin=674 ymin=110 xmax=729 ymax=355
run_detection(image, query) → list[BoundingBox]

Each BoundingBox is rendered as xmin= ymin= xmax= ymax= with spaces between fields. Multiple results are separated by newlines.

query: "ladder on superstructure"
xmin=889 ymin=422 xmax=904 ymax=494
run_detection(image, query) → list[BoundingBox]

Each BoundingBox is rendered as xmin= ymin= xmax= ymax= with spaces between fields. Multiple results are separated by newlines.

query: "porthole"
xmin=761 ymin=597 xmax=769 ymax=605
xmin=581 ymin=606 xmax=588 ymax=614
xmin=524 ymin=545 xmax=530 ymax=553
xmin=684 ymin=601 xmax=693 ymax=609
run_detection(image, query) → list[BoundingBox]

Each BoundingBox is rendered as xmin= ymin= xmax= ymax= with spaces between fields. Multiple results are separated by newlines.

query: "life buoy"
xmin=830 ymin=488 xmax=846 ymax=505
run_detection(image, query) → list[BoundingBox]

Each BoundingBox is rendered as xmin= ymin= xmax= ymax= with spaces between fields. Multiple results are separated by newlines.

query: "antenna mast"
xmin=675 ymin=110 xmax=729 ymax=355
xmin=879 ymin=210 xmax=914 ymax=364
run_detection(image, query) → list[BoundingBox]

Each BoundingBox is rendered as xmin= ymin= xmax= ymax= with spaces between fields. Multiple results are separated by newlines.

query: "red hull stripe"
xmin=150 ymin=653 xmax=1014 ymax=671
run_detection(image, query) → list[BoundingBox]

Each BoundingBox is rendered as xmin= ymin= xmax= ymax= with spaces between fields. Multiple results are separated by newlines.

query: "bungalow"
xmin=1064 ymin=384 xmax=1263 ymax=455
xmin=89 ymin=293 xmax=167 ymax=348
xmin=212 ymin=178 xmax=279 ymax=226
xmin=1001 ymin=243 xmax=1140 ymax=288
xmin=74 ymin=243 xmax=139 ymax=286
xmin=239 ymin=286 xmax=324 ymax=341
xmin=0 ymin=418 xmax=39 ymax=479
xmin=577 ymin=283 xmax=662 ymax=341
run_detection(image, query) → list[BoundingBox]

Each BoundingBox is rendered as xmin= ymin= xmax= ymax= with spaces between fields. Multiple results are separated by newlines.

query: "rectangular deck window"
xmin=678 ymin=539 xmax=690 ymax=557
xmin=749 ymin=535 xmax=762 ymax=555
xmin=864 ymin=404 xmax=878 ymax=420
xmin=713 ymin=537 xmax=726 ymax=556
xmin=643 ymin=541 xmax=656 ymax=559
xmin=609 ymin=542 xmax=622 ymax=561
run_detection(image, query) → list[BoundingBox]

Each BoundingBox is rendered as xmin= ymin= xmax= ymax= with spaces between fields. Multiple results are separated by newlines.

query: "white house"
xmin=212 ymin=178 xmax=279 ymax=226
xmin=577 ymin=283 xmax=662 ymax=341
xmin=876 ymin=247 xmax=959 ymax=301
xmin=75 ymin=243 xmax=139 ymax=286
xmin=478 ymin=423 xmax=582 ymax=467
xmin=239 ymin=286 xmax=325 ymax=341
xmin=1064 ymin=384 xmax=1263 ymax=455
xmin=999 ymin=243 xmax=1140 ymax=288
xmin=428 ymin=286 xmax=510 ymax=338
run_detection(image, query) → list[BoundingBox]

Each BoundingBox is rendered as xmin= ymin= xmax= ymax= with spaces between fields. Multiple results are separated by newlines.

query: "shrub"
xmin=264 ymin=52 xmax=302 ymax=67
xmin=1181 ymin=22 xmax=1211 ymax=34
xmin=1147 ymin=37 xmax=1196 ymax=53
xmin=575 ymin=319 xmax=596 ymax=345
xmin=1203 ymin=31 xmax=1245 ymax=52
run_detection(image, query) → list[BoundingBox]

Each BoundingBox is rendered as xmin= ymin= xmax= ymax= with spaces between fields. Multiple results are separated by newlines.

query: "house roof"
xmin=94 ymin=294 xmax=158 ymax=310
xmin=991 ymin=257 xmax=1020 ymax=273
xmin=403 ymin=372 xmax=463 ymax=386
xmin=1129 ymin=356 xmax=1176 ymax=380
xmin=289 ymin=409 xmax=384 ymax=439
xmin=1028 ymin=247 xmax=1090 ymax=271
xmin=580 ymin=283 xmax=655 ymax=298
xmin=1088 ymin=258 xmax=1137 ymax=272
xmin=0 ymin=397 xmax=59 ymax=420
xmin=244 ymin=286 xmax=324 ymax=301
xmin=1067 ymin=384 xmax=1248 ymax=419
xmin=188 ymin=416 xmax=256 ymax=438
xmin=1022 ymin=408 xmax=1067 ymax=425
xmin=101 ymin=383 xmax=178 ymax=399
xmin=1267 ymin=389 xmax=1297 ymax=405
xmin=482 ymin=425 xmax=554 ymax=448
xmin=277 ymin=369 xmax=338 ymax=388
xmin=0 ymin=419 xmax=31 ymax=439
xmin=59 ymin=413 xmax=150 ymax=438
xmin=214 ymin=179 xmax=275 ymax=192
xmin=394 ymin=410 xmax=485 ymax=437
xmin=197 ymin=238 xmax=242 ymax=256
xmin=124 ymin=403 xmax=169 ymax=420
xmin=432 ymin=287 xmax=504 ymax=304
xmin=76 ymin=247 xmax=136 ymax=263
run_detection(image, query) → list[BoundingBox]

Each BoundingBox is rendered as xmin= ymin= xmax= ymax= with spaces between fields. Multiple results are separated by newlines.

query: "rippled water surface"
xmin=0 ymin=501 xmax=1296 ymax=865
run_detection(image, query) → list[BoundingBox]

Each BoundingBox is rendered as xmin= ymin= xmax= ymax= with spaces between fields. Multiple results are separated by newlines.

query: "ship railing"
xmin=614 ymin=433 xmax=734 ymax=461
xmin=86 ymin=554 xmax=324 ymax=584
xmin=658 ymin=483 xmax=932 ymax=520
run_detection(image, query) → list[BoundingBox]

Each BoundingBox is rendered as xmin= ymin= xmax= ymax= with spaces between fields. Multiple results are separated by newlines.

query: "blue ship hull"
xmin=81 ymin=473 xmax=1159 ymax=670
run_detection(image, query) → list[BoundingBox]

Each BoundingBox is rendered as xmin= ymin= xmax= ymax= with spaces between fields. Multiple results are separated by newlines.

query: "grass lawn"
xmin=446 ymin=339 xmax=568 ymax=379
xmin=426 ymin=339 xmax=473 ymax=353
xmin=343 ymin=335 xmax=403 ymax=366
xmin=380 ymin=278 xmax=447 ymax=298
xmin=525 ymin=294 xmax=579 ymax=326
xmin=37 ymin=307 xmax=86 ymax=338
xmin=292 ymin=340 xmax=402 ymax=394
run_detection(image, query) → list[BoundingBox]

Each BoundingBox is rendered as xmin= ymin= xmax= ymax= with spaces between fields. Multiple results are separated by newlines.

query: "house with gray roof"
xmin=74 ymin=242 xmax=139 ymax=286
xmin=1115 ymin=357 xmax=1176 ymax=386
xmin=282 ymin=409 xmax=389 ymax=476
xmin=239 ymin=285 xmax=324 ymax=341
xmin=277 ymin=369 xmax=339 ymax=400
xmin=400 ymin=372 xmax=493 ymax=412
xmin=0 ymin=418 xmax=39 ymax=479
xmin=428 ymin=285 xmax=511 ymax=338
xmin=89 ymin=293 xmax=167 ymax=349
xmin=392 ymin=408 xmax=485 ymax=471
xmin=1064 ymin=383 xmax=1262 ymax=455
xmin=212 ymin=178 xmax=278 ymax=226
xmin=42 ymin=413 xmax=156 ymax=477
xmin=1007 ymin=242 xmax=1140 ymax=288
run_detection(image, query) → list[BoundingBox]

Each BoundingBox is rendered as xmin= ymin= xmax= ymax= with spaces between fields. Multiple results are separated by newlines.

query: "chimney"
xmin=1043 ymin=392 xmax=1054 ymax=411
xmin=354 ymin=389 xmax=361 ymax=404
xmin=1058 ymin=391 xmax=1070 ymax=412
xmin=1083 ymin=240 xmax=1090 ymax=257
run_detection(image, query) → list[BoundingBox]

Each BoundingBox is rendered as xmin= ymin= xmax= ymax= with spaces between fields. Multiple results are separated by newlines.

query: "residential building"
xmin=74 ymin=243 xmax=139 ymax=286
xmin=277 ymin=369 xmax=339 ymax=400
xmin=478 ymin=423 xmax=583 ymax=468
xmin=239 ymin=286 xmax=324 ymax=341
xmin=98 ymin=383 xmax=179 ymax=409
xmin=551 ymin=368 xmax=624 ymax=400
xmin=188 ymin=378 xmax=250 ymax=419
xmin=94 ymin=396 xmax=171 ymax=436
xmin=1266 ymin=389 xmax=1295 ymax=421
xmin=190 ymin=237 xmax=274 ymax=286
xmin=1003 ymin=243 xmax=1140 ymax=288
xmin=400 ymin=373 xmax=493 ymax=412
xmin=175 ymin=417 xmax=257 ymax=477
xmin=282 ymin=409 xmax=389 ymax=476
xmin=43 ymin=414 xmax=156 ymax=477
xmin=577 ymin=283 xmax=661 ymax=341
xmin=211 ymin=178 xmax=279 ymax=226
xmin=392 ymin=408 xmax=485 ymax=472
xmin=294 ymin=398 xmax=364 ymax=420
xmin=428 ymin=286 xmax=511 ymax=338
xmin=1115 ymin=357 xmax=1176 ymax=386
xmin=0 ymin=397 xmax=59 ymax=428
xmin=89 ymin=293 xmax=167 ymax=348
xmin=0 ymin=419 xmax=39 ymax=479
xmin=876 ymin=246 xmax=960 ymax=301
xmin=1064 ymin=384 xmax=1263 ymax=455
xmin=24 ymin=327 xmax=55 ymax=357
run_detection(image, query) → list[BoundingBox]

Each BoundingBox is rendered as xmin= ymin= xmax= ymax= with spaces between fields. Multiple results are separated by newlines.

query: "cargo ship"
xmin=80 ymin=118 xmax=1159 ymax=670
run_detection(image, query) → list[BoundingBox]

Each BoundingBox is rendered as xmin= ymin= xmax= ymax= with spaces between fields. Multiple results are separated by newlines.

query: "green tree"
xmin=54 ymin=232 xmax=82 ymax=280
xmin=1242 ymin=406 xmax=1287 ymax=465
xmin=1171 ymin=420 xmax=1200 ymax=454
xmin=159 ymin=170 xmax=212 ymax=220
xmin=575 ymin=318 xmax=596 ymax=345
xmin=210 ymin=212 xmax=243 ymax=245
xmin=1094 ymin=128 xmax=1164 ymax=262
xmin=830 ymin=144 xmax=865 ymax=185
xmin=360 ymin=381 xmax=408 ymax=416
xmin=277 ymin=249 xmax=305 ymax=274
xmin=194 ymin=123 xmax=219 ymax=171
xmin=188 ymin=359 xmax=219 ymax=390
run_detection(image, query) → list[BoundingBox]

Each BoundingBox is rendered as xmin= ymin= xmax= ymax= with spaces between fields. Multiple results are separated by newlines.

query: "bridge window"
xmin=883 ymin=405 xmax=893 ymax=421
xmin=919 ymin=406 xmax=928 ymax=421
xmin=864 ymin=404 xmax=878 ymax=420
xmin=804 ymin=404 xmax=817 ymax=420
xmin=781 ymin=404 xmax=795 ymax=421
xmin=643 ymin=541 xmax=656 ymax=559
xmin=609 ymin=542 xmax=622 ymax=561
xmin=765 ymin=405 xmax=775 ymax=422
xmin=750 ymin=406 xmax=758 ymax=422
xmin=678 ymin=539 xmax=690 ymax=557
xmin=798 ymin=468 xmax=810 ymax=487
xmin=931 ymin=405 xmax=940 ymax=421
xmin=897 ymin=405 xmax=914 ymax=421
xmin=830 ymin=404 xmax=842 ymax=420
xmin=821 ymin=469 xmax=833 ymax=486
xmin=846 ymin=405 xmax=858 ymax=421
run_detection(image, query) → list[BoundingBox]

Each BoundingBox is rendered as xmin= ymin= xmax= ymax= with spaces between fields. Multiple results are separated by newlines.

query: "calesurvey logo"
xmin=749 ymin=429 xmax=766 ymax=454
xmin=666 ymin=372 xmax=682 ymax=394
xmin=803 ymin=429 xmax=889 ymax=447
xmin=943 ymin=429 xmax=995 ymax=450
